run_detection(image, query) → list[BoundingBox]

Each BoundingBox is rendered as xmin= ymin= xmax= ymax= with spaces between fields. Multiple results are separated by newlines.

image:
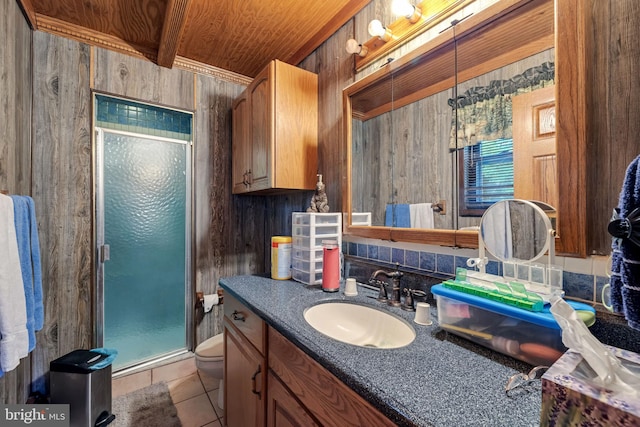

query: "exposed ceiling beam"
xmin=36 ymin=14 xmax=158 ymax=62
xmin=157 ymin=0 xmax=192 ymax=68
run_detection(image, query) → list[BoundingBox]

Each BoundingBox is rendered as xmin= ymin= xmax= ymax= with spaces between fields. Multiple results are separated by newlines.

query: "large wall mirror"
xmin=344 ymin=0 xmax=587 ymax=257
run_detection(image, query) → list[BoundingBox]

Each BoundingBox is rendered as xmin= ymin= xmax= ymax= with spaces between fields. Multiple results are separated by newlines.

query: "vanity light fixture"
xmin=353 ymin=0 xmax=473 ymax=71
xmin=345 ymin=38 xmax=369 ymax=57
xmin=368 ymin=19 xmax=393 ymax=42
xmin=392 ymin=0 xmax=422 ymax=24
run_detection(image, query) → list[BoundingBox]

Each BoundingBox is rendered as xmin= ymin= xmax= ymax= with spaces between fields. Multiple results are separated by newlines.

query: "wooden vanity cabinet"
xmin=231 ymin=59 xmax=318 ymax=195
xmin=267 ymin=371 xmax=322 ymax=427
xmin=268 ymin=328 xmax=396 ymax=427
xmin=223 ymin=294 xmax=267 ymax=427
xmin=223 ymin=295 xmax=396 ymax=427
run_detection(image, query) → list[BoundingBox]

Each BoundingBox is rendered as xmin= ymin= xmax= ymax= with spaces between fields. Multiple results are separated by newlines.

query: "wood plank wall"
xmin=0 ymin=0 xmax=33 ymax=405
xmin=587 ymin=0 xmax=640 ymax=254
xmin=31 ymin=31 xmax=93 ymax=397
xmin=2 ymin=0 xmax=638 ymax=405
xmin=0 ymin=4 xmax=323 ymax=404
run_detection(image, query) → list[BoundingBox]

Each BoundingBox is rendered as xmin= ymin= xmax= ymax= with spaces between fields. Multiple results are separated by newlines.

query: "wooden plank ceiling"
xmin=18 ymin=0 xmax=370 ymax=79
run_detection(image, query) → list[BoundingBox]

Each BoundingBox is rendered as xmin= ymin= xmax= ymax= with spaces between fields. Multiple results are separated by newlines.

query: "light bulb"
xmin=391 ymin=0 xmax=421 ymax=23
xmin=368 ymin=20 xmax=392 ymax=41
xmin=368 ymin=20 xmax=385 ymax=38
xmin=345 ymin=39 xmax=368 ymax=57
xmin=345 ymin=39 xmax=359 ymax=54
xmin=392 ymin=0 xmax=414 ymax=18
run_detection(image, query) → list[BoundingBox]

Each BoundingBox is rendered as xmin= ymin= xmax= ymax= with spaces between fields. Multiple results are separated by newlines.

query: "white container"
xmin=291 ymin=213 xmax=341 ymax=251
xmin=292 ymin=256 xmax=322 ymax=274
xmin=292 ymin=247 xmax=323 ymax=261
xmin=343 ymin=212 xmax=372 ymax=232
xmin=271 ymin=236 xmax=292 ymax=280
xmin=293 ymin=235 xmax=335 ymax=250
xmin=343 ymin=212 xmax=372 ymax=224
xmin=291 ymin=212 xmax=341 ymax=285
xmin=292 ymin=267 xmax=322 ymax=286
xmin=293 ymin=224 xmax=341 ymax=237
xmin=292 ymin=212 xmax=341 ymax=226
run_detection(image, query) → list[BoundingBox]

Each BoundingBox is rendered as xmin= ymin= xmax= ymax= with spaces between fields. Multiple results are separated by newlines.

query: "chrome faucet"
xmin=369 ymin=265 xmax=403 ymax=307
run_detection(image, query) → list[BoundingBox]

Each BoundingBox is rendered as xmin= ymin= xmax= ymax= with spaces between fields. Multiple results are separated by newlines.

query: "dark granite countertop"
xmin=220 ymin=275 xmax=543 ymax=427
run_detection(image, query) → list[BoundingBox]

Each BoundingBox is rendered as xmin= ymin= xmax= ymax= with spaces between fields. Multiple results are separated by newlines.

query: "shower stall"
xmin=94 ymin=94 xmax=193 ymax=371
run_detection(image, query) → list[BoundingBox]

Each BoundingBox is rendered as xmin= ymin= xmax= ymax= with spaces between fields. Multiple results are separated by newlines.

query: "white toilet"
xmin=195 ymin=333 xmax=224 ymax=409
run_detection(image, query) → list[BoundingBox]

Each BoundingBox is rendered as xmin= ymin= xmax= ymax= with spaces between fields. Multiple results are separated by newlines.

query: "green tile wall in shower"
xmin=96 ymin=95 xmax=192 ymax=141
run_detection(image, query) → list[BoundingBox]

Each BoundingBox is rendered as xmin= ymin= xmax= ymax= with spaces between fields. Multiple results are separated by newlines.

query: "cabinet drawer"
xmin=224 ymin=293 xmax=265 ymax=354
xmin=268 ymin=328 xmax=396 ymax=427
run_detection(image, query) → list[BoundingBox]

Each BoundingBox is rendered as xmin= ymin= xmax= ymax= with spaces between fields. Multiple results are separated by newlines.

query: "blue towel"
xmin=25 ymin=197 xmax=44 ymax=330
xmin=395 ymin=204 xmax=411 ymax=228
xmin=610 ymin=155 xmax=640 ymax=331
xmin=8 ymin=196 xmax=44 ymax=351
xmin=10 ymin=196 xmax=35 ymax=351
xmin=384 ymin=204 xmax=411 ymax=228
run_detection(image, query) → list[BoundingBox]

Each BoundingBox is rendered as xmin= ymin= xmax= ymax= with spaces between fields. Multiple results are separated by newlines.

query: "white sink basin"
xmin=303 ymin=302 xmax=416 ymax=349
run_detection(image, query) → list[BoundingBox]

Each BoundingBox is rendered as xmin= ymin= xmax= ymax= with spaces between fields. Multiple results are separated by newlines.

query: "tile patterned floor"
xmin=113 ymin=356 xmax=224 ymax=427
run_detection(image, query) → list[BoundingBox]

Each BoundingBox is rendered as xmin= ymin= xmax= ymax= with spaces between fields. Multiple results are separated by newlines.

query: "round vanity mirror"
xmin=480 ymin=199 xmax=555 ymax=263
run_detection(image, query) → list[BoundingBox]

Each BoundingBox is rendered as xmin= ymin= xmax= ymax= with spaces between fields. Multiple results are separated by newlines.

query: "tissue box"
xmin=541 ymin=346 xmax=640 ymax=426
xmin=431 ymin=284 xmax=595 ymax=366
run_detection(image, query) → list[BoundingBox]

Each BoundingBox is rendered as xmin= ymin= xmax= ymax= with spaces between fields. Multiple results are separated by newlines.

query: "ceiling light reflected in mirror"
xmin=367 ymin=19 xmax=393 ymax=41
xmin=392 ymin=0 xmax=422 ymax=23
xmin=345 ymin=38 xmax=369 ymax=57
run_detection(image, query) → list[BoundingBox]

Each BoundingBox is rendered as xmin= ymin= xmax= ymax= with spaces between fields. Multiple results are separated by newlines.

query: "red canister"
xmin=322 ymin=240 xmax=340 ymax=292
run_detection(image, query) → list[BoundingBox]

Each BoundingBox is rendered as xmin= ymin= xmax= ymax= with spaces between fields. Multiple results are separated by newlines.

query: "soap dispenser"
xmin=321 ymin=240 xmax=340 ymax=292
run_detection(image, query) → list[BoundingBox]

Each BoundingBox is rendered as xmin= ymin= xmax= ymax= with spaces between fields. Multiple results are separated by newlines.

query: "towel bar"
xmin=431 ymin=200 xmax=446 ymax=215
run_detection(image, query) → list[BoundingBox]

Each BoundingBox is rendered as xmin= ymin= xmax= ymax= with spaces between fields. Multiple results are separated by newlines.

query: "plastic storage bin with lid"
xmin=431 ymin=284 xmax=596 ymax=366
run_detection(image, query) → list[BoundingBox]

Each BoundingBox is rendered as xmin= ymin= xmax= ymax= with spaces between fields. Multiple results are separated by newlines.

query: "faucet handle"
xmin=370 ymin=278 xmax=388 ymax=303
xmin=401 ymin=288 xmax=415 ymax=311
xmin=401 ymin=289 xmax=427 ymax=311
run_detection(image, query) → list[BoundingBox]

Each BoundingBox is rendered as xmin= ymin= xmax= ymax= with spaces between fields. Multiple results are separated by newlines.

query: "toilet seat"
xmin=195 ymin=333 xmax=224 ymax=361
xmin=195 ymin=333 xmax=225 ymax=409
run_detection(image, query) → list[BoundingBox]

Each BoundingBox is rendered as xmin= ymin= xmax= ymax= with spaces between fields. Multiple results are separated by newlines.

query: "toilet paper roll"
xmin=204 ymin=294 xmax=219 ymax=313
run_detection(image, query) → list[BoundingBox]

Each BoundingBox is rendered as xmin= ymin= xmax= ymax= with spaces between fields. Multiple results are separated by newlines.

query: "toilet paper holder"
xmin=196 ymin=289 xmax=224 ymax=313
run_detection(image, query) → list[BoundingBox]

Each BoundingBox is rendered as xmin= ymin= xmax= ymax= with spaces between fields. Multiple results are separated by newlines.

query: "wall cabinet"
xmin=223 ymin=294 xmax=267 ymax=427
xmin=232 ymin=59 xmax=318 ymax=195
xmin=223 ymin=296 xmax=396 ymax=427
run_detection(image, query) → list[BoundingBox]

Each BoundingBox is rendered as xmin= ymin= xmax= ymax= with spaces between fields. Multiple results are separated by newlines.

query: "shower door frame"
xmin=94 ymin=122 xmax=194 ymax=372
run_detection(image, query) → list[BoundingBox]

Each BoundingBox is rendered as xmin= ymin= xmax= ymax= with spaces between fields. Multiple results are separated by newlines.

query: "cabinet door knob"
xmin=232 ymin=310 xmax=246 ymax=322
xmin=251 ymin=365 xmax=262 ymax=397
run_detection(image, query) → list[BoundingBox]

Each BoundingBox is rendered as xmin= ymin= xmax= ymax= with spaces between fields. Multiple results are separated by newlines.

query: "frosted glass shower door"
xmin=97 ymin=130 xmax=190 ymax=370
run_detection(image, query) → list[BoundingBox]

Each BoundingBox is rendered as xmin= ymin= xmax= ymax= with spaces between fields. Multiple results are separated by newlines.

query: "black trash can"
xmin=50 ymin=349 xmax=116 ymax=427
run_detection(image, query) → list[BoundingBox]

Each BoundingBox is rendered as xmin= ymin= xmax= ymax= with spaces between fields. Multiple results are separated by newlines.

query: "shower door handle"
xmin=100 ymin=244 xmax=110 ymax=262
